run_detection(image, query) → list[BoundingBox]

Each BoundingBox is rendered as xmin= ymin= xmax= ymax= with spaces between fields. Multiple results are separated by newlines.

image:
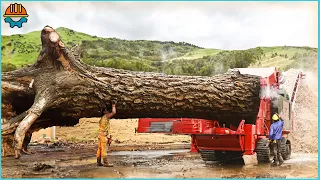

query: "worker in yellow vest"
xmin=96 ymin=102 xmax=116 ymax=167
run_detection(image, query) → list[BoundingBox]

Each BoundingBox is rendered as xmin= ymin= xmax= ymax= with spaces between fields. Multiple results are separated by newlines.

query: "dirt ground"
xmin=2 ymin=145 xmax=318 ymax=178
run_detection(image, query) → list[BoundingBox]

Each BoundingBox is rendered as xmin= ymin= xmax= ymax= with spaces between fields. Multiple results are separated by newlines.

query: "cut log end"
xmin=49 ymin=32 xmax=60 ymax=43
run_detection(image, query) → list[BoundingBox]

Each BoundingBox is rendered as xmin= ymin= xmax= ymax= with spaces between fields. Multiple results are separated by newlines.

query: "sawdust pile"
xmin=282 ymin=69 xmax=318 ymax=153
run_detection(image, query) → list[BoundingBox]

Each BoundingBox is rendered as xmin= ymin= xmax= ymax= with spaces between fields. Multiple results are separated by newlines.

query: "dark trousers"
xmin=23 ymin=133 xmax=32 ymax=151
xmin=272 ymin=140 xmax=284 ymax=163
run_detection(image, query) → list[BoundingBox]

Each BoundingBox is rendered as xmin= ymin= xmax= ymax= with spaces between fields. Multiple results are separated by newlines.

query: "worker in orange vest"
xmin=96 ymin=101 xmax=116 ymax=167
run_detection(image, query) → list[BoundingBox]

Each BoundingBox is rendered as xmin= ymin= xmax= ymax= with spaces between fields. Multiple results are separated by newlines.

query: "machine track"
xmin=256 ymin=138 xmax=271 ymax=163
xmin=199 ymin=150 xmax=220 ymax=161
xmin=199 ymin=150 xmax=243 ymax=163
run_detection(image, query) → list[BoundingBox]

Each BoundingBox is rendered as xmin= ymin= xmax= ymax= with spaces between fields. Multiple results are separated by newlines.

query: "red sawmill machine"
xmin=137 ymin=67 xmax=306 ymax=163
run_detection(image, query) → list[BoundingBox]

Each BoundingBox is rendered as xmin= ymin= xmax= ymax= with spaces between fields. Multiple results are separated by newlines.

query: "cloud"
xmin=1 ymin=2 xmax=318 ymax=49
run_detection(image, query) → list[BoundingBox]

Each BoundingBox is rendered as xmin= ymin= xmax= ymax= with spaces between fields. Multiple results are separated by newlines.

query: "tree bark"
xmin=1 ymin=26 xmax=261 ymax=157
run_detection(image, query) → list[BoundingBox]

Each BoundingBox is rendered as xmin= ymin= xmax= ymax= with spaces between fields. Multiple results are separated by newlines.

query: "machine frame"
xmin=137 ymin=67 xmax=305 ymax=163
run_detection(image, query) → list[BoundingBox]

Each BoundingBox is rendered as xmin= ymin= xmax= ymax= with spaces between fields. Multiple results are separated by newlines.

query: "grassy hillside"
xmin=2 ymin=27 xmax=99 ymax=68
xmin=2 ymin=27 xmax=318 ymax=75
xmin=2 ymin=27 xmax=201 ymax=72
xmin=250 ymin=46 xmax=317 ymax=70
xmin=171 ymin=48 xmax=223 ymax=60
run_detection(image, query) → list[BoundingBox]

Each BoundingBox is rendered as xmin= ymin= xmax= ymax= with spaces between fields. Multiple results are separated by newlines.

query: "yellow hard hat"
xmin=272 ymin=114 xmax=279 ymax=121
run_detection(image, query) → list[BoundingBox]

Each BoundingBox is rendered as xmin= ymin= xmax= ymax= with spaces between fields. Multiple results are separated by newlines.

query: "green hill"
xmin=2 ymin=27 xmax=318 ymax=75
xmin=2 ymin=27 xmax=202 ymax=72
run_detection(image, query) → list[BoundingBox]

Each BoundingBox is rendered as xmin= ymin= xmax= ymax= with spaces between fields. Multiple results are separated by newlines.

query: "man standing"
xmin=96 ymin=102 xmax=116 ymax=167
xmin=269 ymin=113 xmax=284 ymax=166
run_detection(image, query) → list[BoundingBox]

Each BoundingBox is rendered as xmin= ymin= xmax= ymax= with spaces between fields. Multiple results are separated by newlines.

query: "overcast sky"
xmin=1 ymin=2 xmax=318 ymax=50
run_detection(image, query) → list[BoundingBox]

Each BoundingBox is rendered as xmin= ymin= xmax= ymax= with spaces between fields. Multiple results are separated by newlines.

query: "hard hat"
xmin=272 ymin=114 xmax=279 ymax=121
xmin=3 ymin=3 xmax=28 ymax=17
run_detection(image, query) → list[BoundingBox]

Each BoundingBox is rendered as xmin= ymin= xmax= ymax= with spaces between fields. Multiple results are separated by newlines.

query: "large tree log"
xmin=1 ymin=26 xmax=261 ymax=157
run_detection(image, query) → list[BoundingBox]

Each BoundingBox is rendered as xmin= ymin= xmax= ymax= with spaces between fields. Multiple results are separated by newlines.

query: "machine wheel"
xmin=281 ymin=138 xmax=291 ymax=160
xmin=256 ymin=138 xmax=271 ymax=163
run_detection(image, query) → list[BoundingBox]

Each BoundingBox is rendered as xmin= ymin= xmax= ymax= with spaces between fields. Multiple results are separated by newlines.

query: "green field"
xmin=250 ymin=46 xmax=317 ymax=70
xmin=171 ymin=48 xmax=223 ymax=60
xmin=2 ymin=27 xmax=318 ymax=75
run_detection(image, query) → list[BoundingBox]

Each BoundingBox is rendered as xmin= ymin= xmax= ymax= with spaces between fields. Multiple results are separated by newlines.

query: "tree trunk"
xmin=1 ymin=26 xmax=261 ymax=157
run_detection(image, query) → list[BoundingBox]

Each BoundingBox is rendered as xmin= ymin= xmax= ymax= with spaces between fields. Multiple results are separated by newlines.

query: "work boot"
xmin=15 ymin=149 xmax=21 ymax=159
xmin=271 ymin=160 xmax=278 ymax=166
xmin=103 ymin=158 xmax=114 ymax=167
xmin=278 ymin=160 xmax=284 ymax=166
xmin=278 ymin=157 xmax=284 ymax=166
xmin=22 ymin=148 xmax=31 ymax=155
xmin=97 ymin=157 xmax=103 ymax=166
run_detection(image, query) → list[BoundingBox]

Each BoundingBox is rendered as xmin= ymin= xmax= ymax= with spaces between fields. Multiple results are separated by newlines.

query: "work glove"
xmin=266 ymin=139 xmax=276 ymax=146
xmin=275 ymin=112 xmax=281 ymax=118
xmin=107 ymin=135 xmax=113 ymax=146
xmin=268 ymin=139 xmax=276 ymax=143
